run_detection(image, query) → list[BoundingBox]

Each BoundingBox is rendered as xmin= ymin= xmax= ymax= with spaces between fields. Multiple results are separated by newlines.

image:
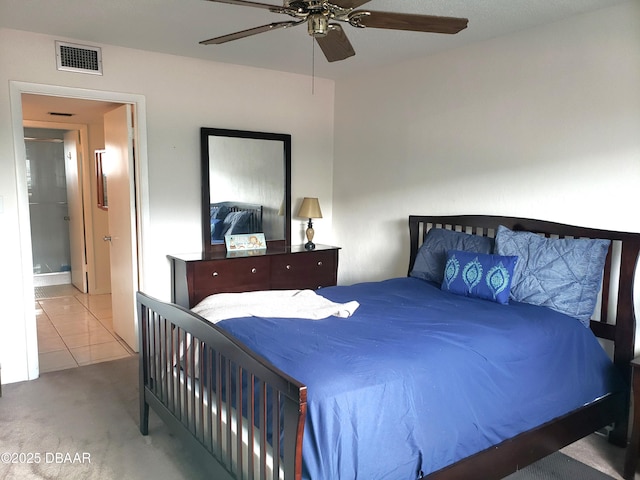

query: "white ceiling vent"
xmin=55 ymin=41 xmax=103 ymax=75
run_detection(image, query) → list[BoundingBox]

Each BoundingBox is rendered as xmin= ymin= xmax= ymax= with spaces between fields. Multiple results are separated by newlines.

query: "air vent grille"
xmin=55 ymin=41 xmax=103 ymax=75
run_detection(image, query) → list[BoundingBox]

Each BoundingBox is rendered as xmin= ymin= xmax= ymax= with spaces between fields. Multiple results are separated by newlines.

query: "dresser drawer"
xmin=271 ymin=250 xmax=338 ymax=290
xmin=170 ymin=246 xmax=339 ymax=308
xmin=190 ymin=256 xmax=270 ymax=304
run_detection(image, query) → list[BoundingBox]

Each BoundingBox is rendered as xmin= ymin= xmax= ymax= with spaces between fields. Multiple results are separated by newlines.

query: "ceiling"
xmin=21 ymin=94 xmax=120 ymax=124
xmin=0 ymin=0 xmax=630 ymax=81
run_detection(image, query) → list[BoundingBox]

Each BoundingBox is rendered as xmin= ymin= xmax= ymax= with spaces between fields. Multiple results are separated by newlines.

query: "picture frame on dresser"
xmin=224 ymin=232 xmax=266 ymax=251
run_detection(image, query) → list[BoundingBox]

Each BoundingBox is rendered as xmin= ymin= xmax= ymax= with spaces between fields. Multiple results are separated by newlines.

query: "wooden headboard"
xmin=211 ymin=201 xmax=263 ymax=234
xmin=408 ymin=215 xmax=640 ymax=373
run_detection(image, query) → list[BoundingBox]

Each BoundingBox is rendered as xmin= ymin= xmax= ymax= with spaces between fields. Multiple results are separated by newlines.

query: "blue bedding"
xmin=217 ymin=277 xmax=624 ymax=479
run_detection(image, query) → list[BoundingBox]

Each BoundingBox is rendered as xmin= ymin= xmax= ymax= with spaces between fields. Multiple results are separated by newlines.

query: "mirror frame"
xmin=201 ymin=127 xmax=292 ymax=253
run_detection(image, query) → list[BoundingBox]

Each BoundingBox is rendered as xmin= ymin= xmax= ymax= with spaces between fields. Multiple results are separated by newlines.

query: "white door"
xmin=104 ymin=104 xmax=139 ymax=351
xmin=63 ymin=130 xmax=87 ymax=293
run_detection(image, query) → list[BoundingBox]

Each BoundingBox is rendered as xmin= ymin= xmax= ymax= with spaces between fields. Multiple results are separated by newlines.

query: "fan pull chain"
xmin=311 ymin=36 xmax=315 ymax=95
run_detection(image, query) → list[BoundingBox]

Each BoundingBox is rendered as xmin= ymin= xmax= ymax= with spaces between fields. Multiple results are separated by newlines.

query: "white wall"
xmin=333 ymin=2 xmax=640 ymax=286
xmin=2 ymin=2 xmax=639 ymax=383
xmin=0 ymin=28 xmax=335 ymax=383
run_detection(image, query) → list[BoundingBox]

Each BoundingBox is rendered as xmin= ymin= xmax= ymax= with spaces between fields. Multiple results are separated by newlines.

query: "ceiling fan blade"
xmin=315 ymin=24 xmax=355 ymax=62
xmin=333 ymin=0 xmax=371 ymax=8
xmin=350 ymin=11 xmax=468 ymax=34
xmin=204 ymin=0 xmax=291 ymax=13
xmin=200 ymin=20 xmax=302 ymax=45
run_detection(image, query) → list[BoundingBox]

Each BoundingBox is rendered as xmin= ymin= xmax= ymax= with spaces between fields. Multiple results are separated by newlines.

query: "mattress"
xmin=215 ymin=277 xmax=624 ymax=479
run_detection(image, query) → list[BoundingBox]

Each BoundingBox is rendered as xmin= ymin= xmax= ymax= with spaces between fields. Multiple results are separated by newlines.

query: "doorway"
xmin=23 ymin=110 xmax=108 ymax=296
xmin=11 ymin=82 xmax=150 ymax=380
xmin=24 ymin=128 xmax=75 ymax=288
xmin=23 ymin=122 xmax=132 ymax=372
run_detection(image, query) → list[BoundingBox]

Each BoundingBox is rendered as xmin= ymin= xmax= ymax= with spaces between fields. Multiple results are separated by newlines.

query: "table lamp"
xmin=297 ymin=197 xmax=322 ymax=250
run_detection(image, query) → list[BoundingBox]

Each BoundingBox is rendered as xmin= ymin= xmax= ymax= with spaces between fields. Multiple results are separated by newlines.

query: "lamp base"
xmin=305 ymin=221 xmax=316 ymax=251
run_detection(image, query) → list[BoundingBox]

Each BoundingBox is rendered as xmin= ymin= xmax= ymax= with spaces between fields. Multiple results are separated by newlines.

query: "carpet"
xmin=0 ymin=356 xmax=212 ymax=480
xmin=0 ymin=357 xmax=618 ymax=480
xmin=506 ymin=451 xmax=615 ymax=480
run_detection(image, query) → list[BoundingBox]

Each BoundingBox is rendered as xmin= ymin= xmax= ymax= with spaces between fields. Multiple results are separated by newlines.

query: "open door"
xmin=63 ymin=130 xmax=88 ymax=293
xmin=104 ymin=104 xmax=139 ymax=351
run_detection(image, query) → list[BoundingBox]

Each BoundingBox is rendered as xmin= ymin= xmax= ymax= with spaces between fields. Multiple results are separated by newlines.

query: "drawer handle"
xmin=212 ymin=272 xmax=219 ymax=277
xmin=251 ymin=268 xmax=257 ymax=274
xmin=317 ymin=261 xmax=323 ymax=267
xmin=286 ymin=265 xmax=291 ymax=270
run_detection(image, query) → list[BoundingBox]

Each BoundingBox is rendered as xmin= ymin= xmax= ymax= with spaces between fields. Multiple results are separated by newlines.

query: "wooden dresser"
xmin=169 ymin=244 xmax=340 ymax=308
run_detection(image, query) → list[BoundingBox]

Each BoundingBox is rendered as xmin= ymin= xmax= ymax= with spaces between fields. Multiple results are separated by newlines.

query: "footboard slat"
xmin=179 ymin=328 xmax=187 ymax=423
xmin=259 ymin=380 xmax=267 ymax=480
xmin=168 ymin=324 xmax=175 ymax=414
xmin=215 ymin=350 xmax=224 ymax=461
xmin=236 ymin=364 xmax=244 ymax=480
xmin=205 ymin=345 xmax=214 ymax=451
xmin=272 ymin=392 xmax=281 ymax=480
xmin=160 ymin=317 xmax=167 ymax=406
xmin=225 ymin=356 xmax=234 ymax=472
xmin=150 ymin=313 xmax=158 ymax=394
xmin=189 ymin=333 xmax=197 ymax=435
xmin=249 ymin=372 xmax=256 ymax=480
xmin=137 ymin=291 xmax=308 ymax=480
xmin=198 ymin=340 xmax=206 ymax=445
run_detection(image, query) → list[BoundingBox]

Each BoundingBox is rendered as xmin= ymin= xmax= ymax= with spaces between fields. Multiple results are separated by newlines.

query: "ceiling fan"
xmin=200 ymin=0 xmax=468 ymax=63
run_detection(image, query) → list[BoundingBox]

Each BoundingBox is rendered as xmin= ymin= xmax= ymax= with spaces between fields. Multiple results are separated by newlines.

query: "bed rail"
xmin=138 ymin=291 xmax=307 ymax=480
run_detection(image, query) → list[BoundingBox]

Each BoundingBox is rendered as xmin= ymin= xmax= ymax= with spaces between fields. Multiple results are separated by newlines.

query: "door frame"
xmin=10 ymin=81 xmax=149 ymax=380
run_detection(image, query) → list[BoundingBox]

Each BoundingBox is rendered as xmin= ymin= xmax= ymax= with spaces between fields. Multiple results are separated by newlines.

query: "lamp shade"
xmin=297 ymin=197 xmax=322 ymax=219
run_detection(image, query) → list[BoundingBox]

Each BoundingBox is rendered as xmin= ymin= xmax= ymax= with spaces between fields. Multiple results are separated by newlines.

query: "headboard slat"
xmin=600 ymin=247 xmax=614 ymax=325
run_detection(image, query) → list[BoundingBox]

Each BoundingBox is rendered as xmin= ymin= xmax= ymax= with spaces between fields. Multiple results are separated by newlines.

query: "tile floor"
xmin=36 ymin=284 xmax=135 ymax=374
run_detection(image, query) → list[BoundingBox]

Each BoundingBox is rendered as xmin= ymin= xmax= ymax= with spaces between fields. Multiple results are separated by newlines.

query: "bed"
xmin=138 ymin=214 xmax=640 ymax=480
xmin=210 ymin=201 xmax=263 ymax=243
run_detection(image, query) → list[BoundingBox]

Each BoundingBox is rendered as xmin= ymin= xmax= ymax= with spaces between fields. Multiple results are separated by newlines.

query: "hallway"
xmin=36 ymin=284 xmax=135 ymax=374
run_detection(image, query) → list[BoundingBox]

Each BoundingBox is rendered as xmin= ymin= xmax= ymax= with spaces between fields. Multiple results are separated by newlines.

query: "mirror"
xmin=201 ymin=127 xmax=291 ymax=253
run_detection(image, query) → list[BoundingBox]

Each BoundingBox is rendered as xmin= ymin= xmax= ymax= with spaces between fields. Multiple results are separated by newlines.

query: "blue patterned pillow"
xmin=495 ymin=225 xmax=610 ymax=326
xmin=411 ymin=228 xmax=495 ymax=284
xmin=210 ymin=218 xmax=226 ymax=242
xmin=222 ymin=210 xmax=252 ymax=235
xmin=441 ymin=250 xmax=518 ymax=305
xmin=210 ymin=204 xmax=230 ymax=220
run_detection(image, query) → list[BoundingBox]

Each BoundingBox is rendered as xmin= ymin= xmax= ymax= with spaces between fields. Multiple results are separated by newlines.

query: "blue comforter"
xmin=217 ymin=277 xmax=624 ymax=479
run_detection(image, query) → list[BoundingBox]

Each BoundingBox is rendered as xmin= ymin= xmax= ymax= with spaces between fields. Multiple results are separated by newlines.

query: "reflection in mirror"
xmin=201 ymin=128 xmax=291 ymax=253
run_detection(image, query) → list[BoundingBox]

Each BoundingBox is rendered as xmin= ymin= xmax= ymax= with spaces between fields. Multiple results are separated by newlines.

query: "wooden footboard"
xmin=137 ymin=292 xmax=307 ymax=480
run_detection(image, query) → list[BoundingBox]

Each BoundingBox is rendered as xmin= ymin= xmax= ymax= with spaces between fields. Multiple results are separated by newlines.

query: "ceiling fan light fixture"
xmin=308 ymin=13 xmax=329 ymax=37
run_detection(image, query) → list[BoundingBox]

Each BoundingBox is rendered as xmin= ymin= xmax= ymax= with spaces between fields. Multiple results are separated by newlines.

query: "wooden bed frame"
xmin=138 ymin=214 xmax=640 ymax=480
xmin=210 ymin=200 xmax=264 ymax=243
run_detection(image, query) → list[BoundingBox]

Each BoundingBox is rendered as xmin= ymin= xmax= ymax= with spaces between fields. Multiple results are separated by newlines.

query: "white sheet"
xmin=192 ymin=289 xmax=359 ymax=324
